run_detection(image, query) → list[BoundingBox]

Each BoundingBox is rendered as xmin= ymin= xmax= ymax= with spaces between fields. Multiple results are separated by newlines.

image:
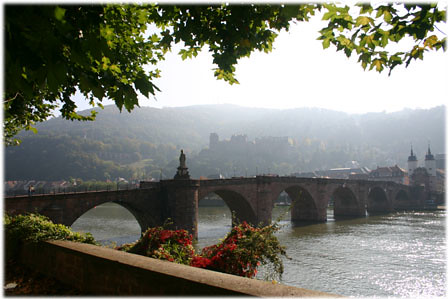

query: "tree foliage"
xmin=3 ymin=3 xmax=446 ymax=145
xmin=318 ymin=3 xmax=446 ymax=74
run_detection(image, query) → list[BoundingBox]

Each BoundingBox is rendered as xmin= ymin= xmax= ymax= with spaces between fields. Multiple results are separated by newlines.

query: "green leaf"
xmin=424 ymin=35 xmax=438 ymax=49
xmin=27 ymin=126 xmax=38 ymax=134
xmin=344 ymin=47 xmax=352 ymax=57
xmin=134 ymin=75 xmax=158 ymax=97
xmin=109 ymin=64 xmax=121 ymax=75
xmin=358 ymin=4 xmax=373 ymax=14
xmin=370 ymin=59 xmax=384 ymax=72
xmin=91 ymin=84 xmax=105 ymax=99
xmin=54 ymin=7 xmax=66 ymax=21
xmin=355 ymin=16 xmax=373 ymax=27
xmin=383 ymin=10 xmax=392 ymax=23
xmin=322 ymin=11 xmax=335 ymax=21
xmin=380 ymin=32 xmax=390 ymax=47
xmin=281 ymin=5 xmax=300 ymax=20
xmin=322 ymin=38 xmax=331 ymax=49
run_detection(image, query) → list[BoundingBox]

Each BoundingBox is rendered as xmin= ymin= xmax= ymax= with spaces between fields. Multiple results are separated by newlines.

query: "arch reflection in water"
xmin=71 ymin=202 xmax=141 ymax=245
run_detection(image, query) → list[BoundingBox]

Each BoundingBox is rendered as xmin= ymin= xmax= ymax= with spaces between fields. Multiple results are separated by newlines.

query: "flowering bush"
xmin=118 ymin=221 xmax=286 ymax=280
xmin=197 ymin=221 xmax=286 ymax=279
xmin=116 ymin=226 xmax=195 ymax=265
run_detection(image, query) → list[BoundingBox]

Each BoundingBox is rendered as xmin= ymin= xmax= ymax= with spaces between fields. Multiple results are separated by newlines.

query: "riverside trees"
xmin=4 ymin=3 xmax=446 ymax=145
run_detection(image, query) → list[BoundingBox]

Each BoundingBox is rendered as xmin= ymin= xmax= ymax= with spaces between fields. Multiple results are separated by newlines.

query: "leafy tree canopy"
xmin=3 ymin=3 xmax=446 ymax=145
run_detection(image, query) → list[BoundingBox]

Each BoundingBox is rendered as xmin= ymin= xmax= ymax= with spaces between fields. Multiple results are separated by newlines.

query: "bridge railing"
xmin=4 ymin=183 xmax=140 ymax=198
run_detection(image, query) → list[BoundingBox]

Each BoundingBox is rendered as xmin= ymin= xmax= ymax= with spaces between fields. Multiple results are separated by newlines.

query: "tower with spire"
xmin=424 ymin=143 xmax=436 ymax=177
xmin=407 ymin=144 xmax=418 ymax=177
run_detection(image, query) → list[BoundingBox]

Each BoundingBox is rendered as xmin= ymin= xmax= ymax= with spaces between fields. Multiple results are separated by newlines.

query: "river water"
xmin=72 ymin=203 xmax=446 ymax=297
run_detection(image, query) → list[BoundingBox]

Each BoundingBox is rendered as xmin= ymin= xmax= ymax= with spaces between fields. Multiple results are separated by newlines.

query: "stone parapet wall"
xmin=19 ymin=240 xmax=340 ymax=297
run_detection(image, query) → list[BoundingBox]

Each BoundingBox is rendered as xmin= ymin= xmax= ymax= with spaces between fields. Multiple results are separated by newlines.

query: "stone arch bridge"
xmin=5 ymin=176 xmax=424 ymax=239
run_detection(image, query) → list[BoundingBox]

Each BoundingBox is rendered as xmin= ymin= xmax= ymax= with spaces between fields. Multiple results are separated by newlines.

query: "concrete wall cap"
xmin=47 ymin=240 xmax=341 ymax=297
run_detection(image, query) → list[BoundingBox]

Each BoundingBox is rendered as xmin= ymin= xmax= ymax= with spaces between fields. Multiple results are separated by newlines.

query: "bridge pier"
xmin=160 ymin=179 xmax=200 ymax=239
xmin=254 ymin=179 xmax=276 ymax=226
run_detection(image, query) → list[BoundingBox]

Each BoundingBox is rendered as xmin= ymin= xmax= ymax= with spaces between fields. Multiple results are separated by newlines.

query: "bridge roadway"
xmin=4 ymin=176 xmax=425 ymax=238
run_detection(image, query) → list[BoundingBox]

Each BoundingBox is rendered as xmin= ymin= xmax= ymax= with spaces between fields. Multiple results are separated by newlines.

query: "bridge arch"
xmin=392 ymin=188 xmax=412 ymax=210
xmin=282 ymin=185 xmax=319 ymax=224
xmin=394 ymin=189 xmax=409 ymax=202
xmin=36 ymin=189 xmax=163 ymax=234
xmin=198 ymin=189 xmax=257 ymax=225
xmin=62 ymin=198 xmax=155 ymax=233
xmin=71 ymin=202 xmax=141 ymax=241
xmin=331 ymin=186 xmax=363 ymax=219
xmin=367 ymin=186 xmax=391 ymax=214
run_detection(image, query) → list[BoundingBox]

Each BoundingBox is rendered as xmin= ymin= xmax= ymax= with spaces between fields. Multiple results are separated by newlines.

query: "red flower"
xmin=191 ymin=256 xmax=212 ymax=268
xmin=160 ymin=230 xmax=173 ymax=242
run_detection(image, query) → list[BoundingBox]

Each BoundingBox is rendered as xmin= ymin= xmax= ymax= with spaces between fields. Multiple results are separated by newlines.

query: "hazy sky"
xmin=73 ymin=4 xmax=448 ymax=115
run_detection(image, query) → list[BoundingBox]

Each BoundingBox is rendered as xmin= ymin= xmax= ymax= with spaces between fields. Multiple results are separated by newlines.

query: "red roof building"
xmin=369 ymin=165 xmax=409 ymax=185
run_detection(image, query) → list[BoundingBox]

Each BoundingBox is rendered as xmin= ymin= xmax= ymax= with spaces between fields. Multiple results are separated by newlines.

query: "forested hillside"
xmin=4 ymin=105 xmax=445 ymax=181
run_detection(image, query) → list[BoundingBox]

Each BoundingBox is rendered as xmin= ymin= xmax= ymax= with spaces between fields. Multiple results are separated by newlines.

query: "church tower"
xmin=424 ymin=143 xmax=436 ymax=177
xmin=407 ymin=145 xmax=418 ymax=177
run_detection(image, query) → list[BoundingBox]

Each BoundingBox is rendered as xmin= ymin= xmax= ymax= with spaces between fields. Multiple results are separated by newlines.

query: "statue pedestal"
xmin=174 ymin=166 xmax=190 ymax=180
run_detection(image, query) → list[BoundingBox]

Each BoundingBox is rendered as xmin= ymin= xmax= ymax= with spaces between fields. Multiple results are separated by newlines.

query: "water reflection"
xmin=197 ymin=206 xmax=231 ymax=247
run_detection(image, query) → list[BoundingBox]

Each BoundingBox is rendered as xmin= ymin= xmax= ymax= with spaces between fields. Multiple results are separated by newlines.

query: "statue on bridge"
xmin=174 ymin=149 xmax=190 ymax=180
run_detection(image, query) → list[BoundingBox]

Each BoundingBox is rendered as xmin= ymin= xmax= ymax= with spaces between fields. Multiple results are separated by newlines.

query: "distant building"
xmin=424 ymin=145 xmax=436 ymax=177
xmin=292 ymin=171 xmax=319 ymax=178
xmin=292 ymin=166 xmax=370 ymax=180
xmin=322 ymin=167 xmax=370 ymax=179
xmin=435 ymin=153 xmax=445 ymax=170
xmin=368 ymin=165 xmax=408 ymax=185
xmin=408 ymin=144 xmax=445 ymax=194
xmin=407 ymin=145 xmax=418 ymax=177
xmin=436 ymin=169 xmax=445 ymax=194
xmin=207 ymin=174 xmax=225 ymax=179
xmin=349 ymin=172 xmax=369 ymax=180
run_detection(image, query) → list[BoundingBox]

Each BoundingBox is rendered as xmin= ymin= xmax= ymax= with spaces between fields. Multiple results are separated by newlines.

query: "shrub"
xmin=4 ymin=213 xmax=97 ymax=244
xmin=116 ymin=226 xmax=195 ymax=265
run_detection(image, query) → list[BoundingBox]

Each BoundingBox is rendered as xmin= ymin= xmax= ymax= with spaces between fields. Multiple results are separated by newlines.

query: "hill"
xmin=4 ymin=104 xmax=445 ymax=180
